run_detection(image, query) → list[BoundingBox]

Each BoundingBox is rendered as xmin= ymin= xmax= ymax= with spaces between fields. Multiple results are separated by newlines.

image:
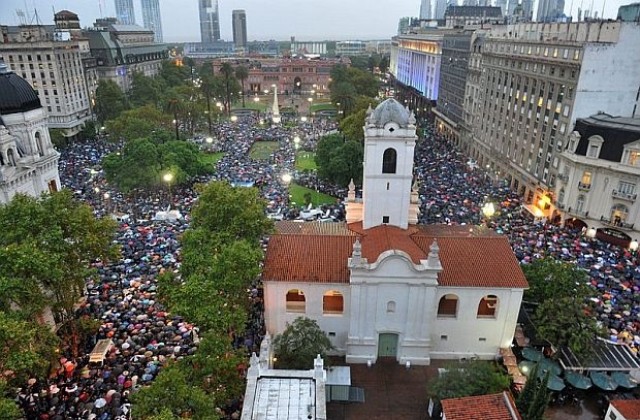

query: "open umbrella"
xmin=546 ymin=375 xmax=566 ymax=392
xmin=590 ymin=371 xmax=618 ymax=391
xmin=564 ymin=371 xmax=593 ymax=390
xmin=522 ymin=347 xmax=544 ymax=362
xmin=538 ymin=358 xmax=562 ymax=377
xmin=612 ymin=372 xmax=638 ymax=389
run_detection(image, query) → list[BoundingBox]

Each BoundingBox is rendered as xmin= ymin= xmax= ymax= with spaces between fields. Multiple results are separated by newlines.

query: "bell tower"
xmin=361 ymin=99 xmax=418 ymax=230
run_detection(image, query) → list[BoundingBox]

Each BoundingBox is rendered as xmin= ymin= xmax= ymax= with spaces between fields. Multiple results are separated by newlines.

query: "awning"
xmin=559 ymin=338 xmax=640 ymax=372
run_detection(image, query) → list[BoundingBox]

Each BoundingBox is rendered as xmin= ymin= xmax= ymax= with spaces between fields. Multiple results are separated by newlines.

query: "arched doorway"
xmin=377 ymin=333 xmax=398 ymax=358
xmin=293 ymin=77 xmax=302 ymax=95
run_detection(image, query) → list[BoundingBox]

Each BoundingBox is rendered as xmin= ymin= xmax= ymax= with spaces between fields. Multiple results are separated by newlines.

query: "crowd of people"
xmin=13 ymin=113 xmax=640 ymax=418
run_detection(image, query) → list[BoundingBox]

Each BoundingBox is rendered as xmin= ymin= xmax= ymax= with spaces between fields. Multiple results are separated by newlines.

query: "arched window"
xmin=558 ymin=188 xmax=565 ymax=205
xmin=477 ymin=295 xmax=498 ymax=318
xmin=437 ymin=294 xmax=458 ymax=317
xmin=35 ymin=132 xmax=44 ymax=157
xmin=323 ymin=290 xmax=344 ymax=314
xmin=386 ymin=301 xmax=396 ymax=313
xmin=7 ymin=148 xmax=16 ymax=166
xmin=382 ymin=148 xmax=397 ymax=174
xmin=286 ymin=289 xmax=306 ymax=313
xmin=576 ymin=194 xmax=585 ymax=213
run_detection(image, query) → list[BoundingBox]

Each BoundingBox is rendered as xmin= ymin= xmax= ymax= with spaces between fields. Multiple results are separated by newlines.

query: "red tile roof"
xmin=262 ymin=234 xmax=355 ymax=283
xmin=262 ymin=222 xmax=528 ymax=289
xmin=611 ymin=399 xmax=640 ymax=419
xmin=441 ymin=392 xmax=522 ymax=420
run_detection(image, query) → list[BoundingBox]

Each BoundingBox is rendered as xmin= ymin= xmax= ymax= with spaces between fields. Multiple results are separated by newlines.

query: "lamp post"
xmin=172 ymin=119 xmax=179 ymax=140
xmin=103 ymin=192 xmax=111 ymax=214
xmin=230 ymin=115 xmax=238 ymax=123
xmin=163 ymin=172 xmax=174 ymax=208
xmin=293 ymin=135 xmax=301 ymax=151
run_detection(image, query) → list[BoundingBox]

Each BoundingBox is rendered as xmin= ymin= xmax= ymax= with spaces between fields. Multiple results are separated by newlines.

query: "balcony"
xmin=578 ymin=182 xmax=591 ymax=191
xmin=600 ymin=216 xmax=635 ymax=230
xmin=612 ymin=190 xmax=637 ymax=202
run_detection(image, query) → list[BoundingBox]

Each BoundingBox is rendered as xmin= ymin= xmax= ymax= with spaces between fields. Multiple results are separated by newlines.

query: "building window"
xmin=437 ymin=294 xmax=458 ymax=318
xmin=477 ymin=295 xmax=498 ymax=318
xmin=286 ymin=289 xmax=306 ymax=313
xmin=382 ymin=216 xmax=389 ymax=224
xmin=323 ymin=290 xmax=344 ymax=315
xmin=618 ymin=181 xmax=636 ymax=195
xmin=382 ymin=148 xmax=397 ymax=174
xmin=387 ymin=301 xmax=396 ymax=313
xmin=581 ymin=171 xmax=592 ymax=185
xmin=576 ymin=194 xmax=585 ymax=213
xmin=35 ymin=132 xmax=44 ymax=156
xmin=611 ymin=204 xmax=629 ymax=226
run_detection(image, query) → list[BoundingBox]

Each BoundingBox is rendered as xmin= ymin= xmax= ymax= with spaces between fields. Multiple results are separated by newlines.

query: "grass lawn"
xmin=295 ymin=151 xmax=317 ymax=171
xmin=249 ymin=141 xmax=280 ymax=160
xmin=310 ymin=103 xmax=336 ymax=113
xmin=199 ymin=152 xmax=224 ymax=170
xmin=288 ymin=182 xmax=337 ymax=207
xmin=232 ymin=101 xmax=268 ymax=112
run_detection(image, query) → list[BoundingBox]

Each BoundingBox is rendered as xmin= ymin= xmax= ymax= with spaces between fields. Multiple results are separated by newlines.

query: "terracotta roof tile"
xmin=262 ymin=234 xmax=354 ymax=283
xmin=611 ymin=399 xmax=640 ymax=419
xmin=262 ymin=222 xmax=528 ymax=289
xmin=441 ymin=392 xmax=522 ymax=420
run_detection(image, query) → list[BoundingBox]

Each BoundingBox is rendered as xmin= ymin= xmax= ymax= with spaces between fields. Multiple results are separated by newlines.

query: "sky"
xmin=0 ymin=0 xmax=630 ymax=43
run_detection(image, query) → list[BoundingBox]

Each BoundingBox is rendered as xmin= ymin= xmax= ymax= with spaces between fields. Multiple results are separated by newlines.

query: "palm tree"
xmin=164 ymin=94 xmax=183 ymax=140
xmin=219 ymin=62 xmax=235 ymax=116
xmin=235 ymin=65 xmax=249 ymax=108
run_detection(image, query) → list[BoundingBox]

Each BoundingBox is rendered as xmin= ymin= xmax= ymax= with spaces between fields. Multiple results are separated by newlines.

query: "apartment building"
xmin=466 ymin=21 xmax=640 ymax=219
xmin=0 ymin=22 xmax=92 ymax=138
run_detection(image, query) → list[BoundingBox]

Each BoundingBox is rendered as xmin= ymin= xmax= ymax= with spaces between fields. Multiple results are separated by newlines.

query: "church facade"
xmin=0 ymin=59 xmax=60 ymax=204
xmin=262 ymin=99 xmax=528 ymax=365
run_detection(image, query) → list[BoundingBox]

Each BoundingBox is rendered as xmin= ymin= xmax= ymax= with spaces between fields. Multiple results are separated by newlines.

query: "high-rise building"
xmin=199 ymin=0 xmax=221 ymax=43
xmin=465 ymin=22 xmax=640 ymax=220
xmin=521 ymin=0 xmax=535 ymax=20
xmin=114 ymin=0 xmax=136 ymax=25
xmin=232 ymin=10 xmax=247 ymax=49
xmin=435 ymin=0 xmax=449 ymax=19
xmin=536 ymin=0 xmax=565 ymax=22
xmin=420 ymin=0 xmax=433 ymax=19
xmin=141 ymin=0 xmax=163 ymax=43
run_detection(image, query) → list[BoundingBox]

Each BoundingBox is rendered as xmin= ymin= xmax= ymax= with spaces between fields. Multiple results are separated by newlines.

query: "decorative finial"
xmin=427 ymin=238 xmax=442 ymax=269
xmin=409 ymin=110 xmax=416 ymax=125
xmin=429 ymin=239 xmax=440 ymax=255
xmin=349 ymin=178 xmax=355 ymax=192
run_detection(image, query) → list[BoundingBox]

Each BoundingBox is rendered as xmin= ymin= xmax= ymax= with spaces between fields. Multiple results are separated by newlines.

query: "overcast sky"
xmin=0 ymin=0 xmax=629 ymax=43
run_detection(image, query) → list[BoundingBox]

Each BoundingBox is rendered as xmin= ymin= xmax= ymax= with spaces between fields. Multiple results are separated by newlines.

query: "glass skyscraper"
xmin=114 ymin=0 xmax=136 ymax=25
xmin=199 ymin=0 xmax=221 ymax=43
xmin=141 ymin=0 xmax=163 ymax=42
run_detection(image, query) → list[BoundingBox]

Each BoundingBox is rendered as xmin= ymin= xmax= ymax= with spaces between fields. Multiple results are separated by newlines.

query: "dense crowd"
xmin=14 ymin=115 xmax=640 ymax=418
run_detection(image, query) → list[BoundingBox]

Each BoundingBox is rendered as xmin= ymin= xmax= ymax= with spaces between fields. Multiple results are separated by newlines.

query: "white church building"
xmin=0 ymin=59 xmax=60 ymax=203
xmin=262 ymin=98 xmax=528 ymax=365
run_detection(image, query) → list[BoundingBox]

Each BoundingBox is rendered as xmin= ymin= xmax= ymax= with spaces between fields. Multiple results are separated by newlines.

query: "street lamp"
xmin=230 ymin=115 xmax=238 ymax=122
xmin=103 ymin=192 xmax=111 ymax=213
xmin=300 ymin=116 xmax=307 ymax=122
xmin=586 ymin=227 xmax=597 ymax=238
xmin=163 ymin=172 xmax=174 ymax=208
xmin=172 ymin=119 xmax=179 ymax=140
xmin=630 ymin=240 xmax=639 ymax=252
xmin=281 ymin=173 xmax=292 ymax=185
xmin=482 ymin=202 xmax=495 ymax=227
xmin=293 ymin=135 xmax=301 ymax=151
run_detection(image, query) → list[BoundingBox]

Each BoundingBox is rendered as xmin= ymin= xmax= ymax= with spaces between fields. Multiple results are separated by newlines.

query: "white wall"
xmin=430 ymin=287 xmax=524 ymax=360
xmin=571 ymin=24 xmax=640 ymax=124
xmin=263 ymin=282 xmax=351 ymax=353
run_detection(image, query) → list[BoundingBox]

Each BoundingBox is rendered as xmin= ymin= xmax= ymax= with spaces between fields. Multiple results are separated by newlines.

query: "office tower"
xmin=536 ymin=0 xmax=565 ymax=22
xmin=114 ymin=0 xmax=136 ymax=25
xmin=435 ymin=0 xmax=448 ymax=19
xmin=495 ymin=0 xmax=508 ymax=15
xmin=141 ymin=0 xmax=163 ymax=42
xmin=232 ymin=10 xmax=247 ymax=48
xmin=521 ymin=0 xmax=534 ymax=20
xmin=199 ymin=0 xmax=221 ymax=43
xmin=420 ymin=0 xmax=432 ymax=19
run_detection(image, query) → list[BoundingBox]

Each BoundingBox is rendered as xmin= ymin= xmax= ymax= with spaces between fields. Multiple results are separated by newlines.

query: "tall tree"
xmin=129 ymin=72 xmax=162 ymax=108
xmin=522 ymin=257 xmax=591 ymax=304
xmin=516 ymin=366 xmax=551 ymax=420
xmin=219 ymin=62 xmax=236 ymax=116
xmin=0 ymin=192 xmax=118 ymax=356
xmin=105 ymin=105 xmax=172 ymax=142
xmin=272 ymin=317 xmax=334 ymax=370
xmin=235 ymin=65 xmax=249 ymax=108
xmin=94 ymin=79 xmax=128 ymax=123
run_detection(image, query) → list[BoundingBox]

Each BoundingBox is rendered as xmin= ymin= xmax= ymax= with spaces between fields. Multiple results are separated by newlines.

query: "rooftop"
xmin=581 ymin=113 xmax=640 ymax=134
xmin=262 ymin=222 xmax=528 ymax=289
xmin=251 ymin=377 xmax=316 ymax=419
xmin=610 ymin=399 xmax=640 ymax=419
xmin=441 ymin=392 xmax=522 ymax=420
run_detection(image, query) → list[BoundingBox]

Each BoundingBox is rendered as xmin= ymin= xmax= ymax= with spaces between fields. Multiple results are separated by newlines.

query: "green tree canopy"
xmin=427 ymin=361 xmax=510 ymax=402
xmin=0 ymin=191 xmax=118 ymax=356
xmin=329 ymin=64 xmax=379 ymax=117
xmin=105 ymin=105 xmax=173 ymax=142
xmin=314 ymin=134 xmax=363 ymax=186
xmin=103 ymin=138 xmax=209 ymax=192
xmin=272 ymin=317 xmax=334 ymax=370
xmin=522 ymin=257 xmax=591 ymax=303
xmin=129 ymin=72 xmax=164 ymax=108
xmin=130 ymin=364 xmax=217 ymax=419
xmin=95 ymin=79 xmax=128 ymax=123
xmin=0 ymin=312 xmax=60 ymax=386
xmin=189 ymin=181 xmax=273 ymax=245
xmin=158 ymin=61 xmax=191 ymax=87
